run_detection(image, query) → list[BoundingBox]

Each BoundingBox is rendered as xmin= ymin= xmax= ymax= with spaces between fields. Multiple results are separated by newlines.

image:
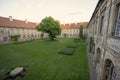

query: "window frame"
xmin=99 ymin=7 xmax=106 ymax=36
xmin=99 ymin=16 xmax=104 ymax=35
xmin=115 ymin=5 xmax=120 ymax=37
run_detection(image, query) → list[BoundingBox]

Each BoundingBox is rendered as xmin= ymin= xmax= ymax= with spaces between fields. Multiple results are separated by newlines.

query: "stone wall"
xmin=107 ymin=37 xmax=120 ymax=54
xmin=87 ymin=0 xmax=120 ymax=80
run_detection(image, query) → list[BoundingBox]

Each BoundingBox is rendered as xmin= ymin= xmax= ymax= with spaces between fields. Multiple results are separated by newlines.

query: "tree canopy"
xmin=36 ymin=16 xmax=61 ymax=40
xmin=79 ymin=25 xmax=83 ymax=38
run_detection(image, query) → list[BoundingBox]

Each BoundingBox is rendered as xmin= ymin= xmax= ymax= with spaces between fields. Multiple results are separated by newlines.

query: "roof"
xmin=61 ymin=22 xmax=88 ymax=29
xmin=0 ymin=16 xmax=88 ymax=29
xmin=0 ymin=16 xmax=37 ymax=29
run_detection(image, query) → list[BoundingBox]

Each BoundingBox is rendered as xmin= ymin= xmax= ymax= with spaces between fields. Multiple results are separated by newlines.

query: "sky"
xmin=0 ymin=0 xmax=98 ymax=24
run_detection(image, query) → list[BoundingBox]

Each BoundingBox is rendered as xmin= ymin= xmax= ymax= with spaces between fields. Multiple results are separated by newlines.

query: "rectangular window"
xmin=99 ymin=16 xmax=104 ymax=35
xmin=3 ymin=37 xmax=8 ymax=41
xmin=115 ymin=6 xmax=120 ymax=36
xmin=95 ymin=20 xmax=97 ymax=34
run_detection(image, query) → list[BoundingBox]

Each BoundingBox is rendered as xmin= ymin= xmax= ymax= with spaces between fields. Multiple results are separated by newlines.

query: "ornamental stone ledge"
xmin=107 ymin=38 xmax=120 ymax=54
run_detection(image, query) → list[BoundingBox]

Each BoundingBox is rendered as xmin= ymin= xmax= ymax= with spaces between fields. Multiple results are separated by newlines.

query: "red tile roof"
xmin=0 ymin=16 xmax=88 ymax=29
xmin=0 ymin=16 xmax=37 ymax=29
xmin=61 ymin=22 xmax=88 ymax=29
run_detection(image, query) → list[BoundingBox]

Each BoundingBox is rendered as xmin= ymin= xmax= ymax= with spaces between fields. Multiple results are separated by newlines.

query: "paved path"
xmin=86 ymin=46 xmax=97 ymax=80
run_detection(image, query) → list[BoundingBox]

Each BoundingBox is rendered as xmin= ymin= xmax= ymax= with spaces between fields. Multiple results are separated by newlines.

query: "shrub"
xmin=89 ymin=37 xmax=94 ymax=53
xmin=11 ymin=35 xmax=20 ymax=42
xmin=59 ymin=48 xmax=75 ymax=55
xmin=74 ymin=38 xmax=80 ymax=42
xmin=59 ymin=44 xmax=78 ymax=55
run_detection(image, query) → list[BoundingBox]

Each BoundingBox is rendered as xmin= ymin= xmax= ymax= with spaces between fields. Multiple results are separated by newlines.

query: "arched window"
xmin=103 ymin=59 xmax=117 ymax=80
xmin=96 ymin=48 xmax=101 ymax=63
xmin=93 ymin=48 xmax=101 ymax=68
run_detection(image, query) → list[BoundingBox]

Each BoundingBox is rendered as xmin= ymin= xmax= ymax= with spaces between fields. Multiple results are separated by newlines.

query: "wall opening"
xmin=103 ymin=59 xmax=117 ymax=80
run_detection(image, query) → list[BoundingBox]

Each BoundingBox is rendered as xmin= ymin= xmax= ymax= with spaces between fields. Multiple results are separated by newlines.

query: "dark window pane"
xmin=116 ymin=6 xmax=120 ymax=36
xmin=117 ymin=25 xmax=120 ymax=28
xmin=116 ymin=31 xmax=119 ymax=35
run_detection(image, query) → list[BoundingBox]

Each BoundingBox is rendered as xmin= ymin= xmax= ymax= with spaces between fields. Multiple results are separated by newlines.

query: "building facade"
xmin=0 ymin=16 xmax=43 ymax=44
xmin=0 ymin=16 xmax=87 ymax=44
xmin=87 ymin=0 xmax=120 ymax=80
xmin=60 ymin=22 xmax=88 ymax=38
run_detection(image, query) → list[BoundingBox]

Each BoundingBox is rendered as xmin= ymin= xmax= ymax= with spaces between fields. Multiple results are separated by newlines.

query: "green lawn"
xmin=0 ymin=38 xmax=89 ymax=80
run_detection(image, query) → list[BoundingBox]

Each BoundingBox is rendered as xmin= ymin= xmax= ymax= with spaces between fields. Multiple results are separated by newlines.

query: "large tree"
xmin=36 ymin=16 xmax=61 ymax=40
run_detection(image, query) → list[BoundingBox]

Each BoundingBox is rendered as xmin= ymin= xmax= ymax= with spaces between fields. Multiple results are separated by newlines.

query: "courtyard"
xmin=0 ymin=38 xmax=89 ymax=80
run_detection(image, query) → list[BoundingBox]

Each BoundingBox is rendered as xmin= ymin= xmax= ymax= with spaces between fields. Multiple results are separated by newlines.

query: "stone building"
xmin=0 ymin=16 xmax=42 ymax=44
xmin=87 ymin=0 xmax=120 ymax=80
xmin=0 ymin=16 xmax=87 ymax=44
xmin=60 ymin=22 xmax=88 ymax=38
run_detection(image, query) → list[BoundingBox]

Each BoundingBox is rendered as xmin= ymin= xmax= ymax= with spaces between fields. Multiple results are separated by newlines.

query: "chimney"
xmin=25 ymin=19 xmax=28 ymax=24
xmin=9 ymin=16 xmax=13 ymax=21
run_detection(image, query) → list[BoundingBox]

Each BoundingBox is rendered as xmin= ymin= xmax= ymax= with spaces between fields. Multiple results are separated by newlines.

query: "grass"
xmin=0 ymin=38 xmax=89 ymax=80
